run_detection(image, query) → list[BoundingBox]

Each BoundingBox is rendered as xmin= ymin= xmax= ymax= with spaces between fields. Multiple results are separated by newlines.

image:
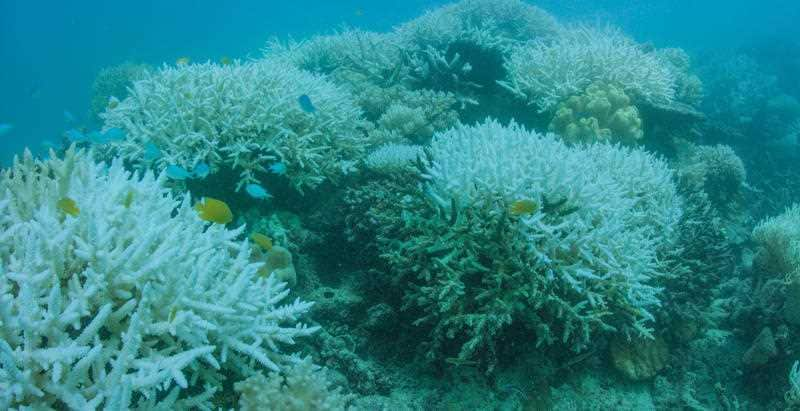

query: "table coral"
xmin=0 ymin=148 xmax=318 ymax=409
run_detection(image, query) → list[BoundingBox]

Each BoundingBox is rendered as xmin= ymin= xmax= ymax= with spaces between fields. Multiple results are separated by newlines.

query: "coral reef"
xmin=548 ymin=82 xmax=644 ymax=144
xmin=101 ymin=60 xmax=370 ymax=192
xmin=0 ymin=148 xmax=317 ymax=409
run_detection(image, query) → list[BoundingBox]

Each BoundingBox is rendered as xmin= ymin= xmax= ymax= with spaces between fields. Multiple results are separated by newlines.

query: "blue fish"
xmin=298 ymin=94 xmax=316 ymax=113
xmin=269 ymin=162 xmax=287 ymax=175
xmin=245 ymin=183 xmax=271 ymax=200
xmin=0 ymin=123 xmax=13 ymax=136
xmin=65 ymin=128 xmax=88 ymax=142
xmin=102 ymin=127 xmax=126 ymax=142
xmin=192 ymin=162 xmax=210 ymax=179
xmin=87 ymin=131 xmax=106 ymax=144
xmin=41 ymin=140 xmax=58 ymax=150
xmin=165 ymin=164 xmax=192 ymax=180
xmin=64 ymin=110 xmax=76 ymax=124
xmin=144 ymin=142 xmax=162 ymax=161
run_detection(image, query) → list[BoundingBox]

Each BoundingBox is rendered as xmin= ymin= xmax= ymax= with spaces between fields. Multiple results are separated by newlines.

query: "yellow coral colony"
xmin=549 ymin=83 xmax=644 ymax=145
xmin=194 ymin=197 xmax=233 ymax=224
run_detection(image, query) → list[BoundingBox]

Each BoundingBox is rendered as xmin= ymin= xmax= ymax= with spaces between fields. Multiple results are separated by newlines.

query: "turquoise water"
xmin=1 ymin=1 xmax=800 ymax=409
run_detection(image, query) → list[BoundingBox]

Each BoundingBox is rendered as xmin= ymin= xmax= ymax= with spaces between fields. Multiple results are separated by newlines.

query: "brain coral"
xmin=101 ymin=60 xmax=370 ymax=192
xmin=0 ymin=148 xmax=318 ymax=409
xmin=383 ymin=119 xmax=681 ymax=361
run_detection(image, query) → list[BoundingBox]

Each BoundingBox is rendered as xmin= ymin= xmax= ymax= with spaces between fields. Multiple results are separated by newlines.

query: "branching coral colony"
xmin=0 ymin=148 xmax=317 ymax=409
xmin=378 ymin=120 xmax=681 ymax=363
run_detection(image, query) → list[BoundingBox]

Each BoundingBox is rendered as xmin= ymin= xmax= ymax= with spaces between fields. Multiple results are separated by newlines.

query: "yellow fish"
xmin=194 ymin=197 xmax=233 ymax=224
xmin=57 ymin=197 xmax=80 ymax=216
xmin=250 ymin=232 xmax=273 ymax=251
xmin=220 ymin=56 xmax=232 ymax=66
xmin=107 ymin=97 xmax=119 ymax=109
xmin=123 ymin=190 xmax=135 ymax=208
xmin=176 ymin=56 xmax=190 ymax=66
xmin=509 ymin=199 xmax=538 ymax=216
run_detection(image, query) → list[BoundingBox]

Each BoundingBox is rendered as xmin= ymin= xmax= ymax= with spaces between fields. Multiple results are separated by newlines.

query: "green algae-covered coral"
xmin=548 ymin=82 xmax=644 ymax=144
xmin=380 ymin=119 xmax=681 ymax=362
xmin=0 ymin=148 xmax=318 ymax=409
xmin=101 ymin=60 xmax=370 ymax=192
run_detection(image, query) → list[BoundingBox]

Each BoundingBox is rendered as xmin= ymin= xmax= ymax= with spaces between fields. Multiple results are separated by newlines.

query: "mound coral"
xmin=381 ymin=119 xmax=681 ymax=361
xmin=503 ymin=25 xmax=676 ymax=112
xmin=101 ymin=60 xmax=369 ymax=192
xmin=752 ymin=204 xmax=800 ymax=279
xmin=548 ymin=82 xmax=644 ymax=144
xmin=0 ymin=148 xmax=317 ymax=409
xmin=677 ymin=143 xmax=747 ymax=216
xmin=89 ymin=62 xmax=150 ymax=124
xmin=234 ymin=356 xmax=352 ymax=411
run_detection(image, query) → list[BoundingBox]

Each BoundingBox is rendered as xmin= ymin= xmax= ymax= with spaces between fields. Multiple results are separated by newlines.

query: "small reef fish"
xmin=245 ymin=183 xmax=271 ymax=200
xmin=143 ymin=142 xmax=162 ymax=161
xmin=220 ymin=56 xmax=232 ymax=66
xmin=166 ymin=164 xmax=192 ymax=180
xmin=176 ymin=56 xmax=191 ymax=66
xmin=107 ymin=97 xmax=120 ymax=109
xmin=57 ymin=197 xmax=80 ymax=216
xmin=194 ymin=197 xmax=233 ymax=224
xmin=509 ymin=199 xmax=539 ymax=216
xmin=101 ymin=127 xmax=126 ymax=142
xmin=123 ymin=190 xmax=135 ymax=208
xmin=192 ymin=162 xmax=210 ymax=178
xmin=63 ymin=110 xmax=76 ymax=124
xmin=269 ymin=162 xmax=287 ymax=175
xmin=0 ymin=123 xmax=13 ymax=136
xmin=354 ymin=8 xmax=364 ymax=17
xmin=298 ymin=94 xmax=316 ymax=113
xmin=250 ymin=232 xmax=273 ymax=251
xmin=65 ymin=128 xmax=88 ymax=143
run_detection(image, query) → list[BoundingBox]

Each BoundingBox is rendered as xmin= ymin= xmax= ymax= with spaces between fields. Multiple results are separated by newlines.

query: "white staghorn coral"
xmin=502 ymin=25 xmax=676 ymax=112
xmin=101 ymin=60 xmax=369 ymax=192
xmin=0 ymin=148 xmax=318 ymax=409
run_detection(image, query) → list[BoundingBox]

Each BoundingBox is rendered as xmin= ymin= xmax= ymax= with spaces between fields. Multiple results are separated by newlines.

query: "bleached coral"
xmin=502 ymin=25 xmax=676 ymax=112
xmin=101 ymin=60 xmax=369 ymax=192
xmin=364 ymin=143 xmax=423 ymax=173
xmin=395 ymin=0 xmax=561 ymax=52
xmin=0 ymin=148 xmax=318 ymax=409
xmin=752 ymin=204 xmax=800 ymax=279
xmin=383 ymin=119 xmax=681 ymax=360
